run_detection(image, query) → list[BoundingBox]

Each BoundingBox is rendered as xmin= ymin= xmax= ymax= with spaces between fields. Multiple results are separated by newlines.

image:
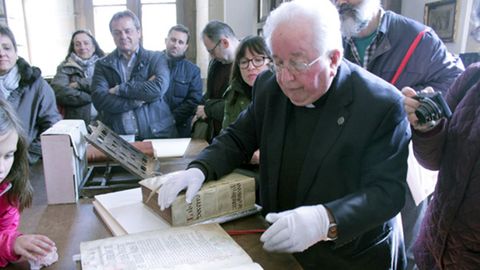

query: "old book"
xmin=80 ymin=223 xmax=263 ymax=270
xmin=140 ymin=172 xmax=256 ymax=226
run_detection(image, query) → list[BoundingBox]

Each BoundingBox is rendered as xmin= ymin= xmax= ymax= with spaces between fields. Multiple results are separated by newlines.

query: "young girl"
xmin=0 ymin=99 xmax=56 ymax=267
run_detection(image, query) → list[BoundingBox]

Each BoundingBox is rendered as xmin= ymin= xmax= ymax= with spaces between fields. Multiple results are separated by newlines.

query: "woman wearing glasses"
xmin=222 ymin=36 xmax=272 ymax=129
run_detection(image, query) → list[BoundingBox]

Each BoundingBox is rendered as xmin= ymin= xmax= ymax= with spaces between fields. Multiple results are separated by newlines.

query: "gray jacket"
xmin=5 ymin=57 xmax=61 ymax=163
xmin=92 ymin=48 xmax=176 ymax=139
xmin=51 ymin=57 xmax=94 ymax=124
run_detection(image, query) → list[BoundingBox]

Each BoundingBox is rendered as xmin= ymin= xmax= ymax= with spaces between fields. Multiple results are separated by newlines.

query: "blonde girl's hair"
xmin=0 ymin=99 xmax=32 ymax=211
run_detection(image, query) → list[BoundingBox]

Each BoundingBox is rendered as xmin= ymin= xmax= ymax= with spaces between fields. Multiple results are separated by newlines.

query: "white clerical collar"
xmin=305 ymin=103 xmax=315 ymax=108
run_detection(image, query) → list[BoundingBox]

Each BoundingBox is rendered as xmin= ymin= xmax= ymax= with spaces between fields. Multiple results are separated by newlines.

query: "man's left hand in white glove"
xmin=157 ymin=168 xmax=205 ymax=210
xmin=260 ymin=204 xmax=333 ymax=253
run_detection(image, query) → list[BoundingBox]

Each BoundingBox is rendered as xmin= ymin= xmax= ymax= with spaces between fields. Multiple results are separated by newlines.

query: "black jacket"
xmin=190 ymin=61 xmax=410 ymax=269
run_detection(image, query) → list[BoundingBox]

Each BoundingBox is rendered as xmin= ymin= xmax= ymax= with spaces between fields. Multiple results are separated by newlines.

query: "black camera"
xmin=413 ymin=92 xmax=452 ymax=125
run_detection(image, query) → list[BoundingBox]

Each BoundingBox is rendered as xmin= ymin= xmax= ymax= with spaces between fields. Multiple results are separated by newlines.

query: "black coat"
xmin=190 ymin=60 xmax=410 ymax=269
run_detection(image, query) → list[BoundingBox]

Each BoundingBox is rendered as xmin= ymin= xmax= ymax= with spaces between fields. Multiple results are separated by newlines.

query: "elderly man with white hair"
xmin=155 ymin=0 xmax=410 ymax=269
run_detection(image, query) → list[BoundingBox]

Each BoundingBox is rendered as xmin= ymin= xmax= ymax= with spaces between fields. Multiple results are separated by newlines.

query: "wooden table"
xmin=5 ymin=140 xmax=301 ymax=270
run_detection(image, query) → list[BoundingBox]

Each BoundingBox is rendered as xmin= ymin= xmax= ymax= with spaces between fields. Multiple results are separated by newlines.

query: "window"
xmin=91 ymin=0 xmax=176 ymax=53
xmin=1 ymin=0 xmax=178 ymax=76
xmin=93 ymin=0 xmax=127 ymax=53
xmin=4 ymin=0 xmax=28 ymax=61
xmin=141 ymin=0 xmax=176 ymax=51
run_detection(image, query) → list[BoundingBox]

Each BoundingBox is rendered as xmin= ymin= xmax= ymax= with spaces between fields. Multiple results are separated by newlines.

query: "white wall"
xmin=209 ymin=0 xmax=257 ymax=38
xmin=224 ymin=0 xmax=256 ymax=39
xmin=222 ymin=0 xmax=478 ymax=53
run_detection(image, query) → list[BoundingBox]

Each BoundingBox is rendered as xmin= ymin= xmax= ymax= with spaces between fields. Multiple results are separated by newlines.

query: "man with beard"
xmin=164 ymin=24 xmax=203 ymax=137
xmin=403 ymin=3 xmax=480 ymax=269
xmin=333 ymin=0 xmax=464 ymax=269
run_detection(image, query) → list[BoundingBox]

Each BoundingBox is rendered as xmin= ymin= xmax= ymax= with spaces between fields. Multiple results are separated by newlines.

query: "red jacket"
xmin=0 ymin=181 xmax=21 ymax=267
xmin=413 ymin=63 xmax=480 ymax=269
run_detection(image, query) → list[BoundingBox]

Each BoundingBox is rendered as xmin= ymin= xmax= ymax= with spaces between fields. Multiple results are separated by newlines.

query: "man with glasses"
xmin=163 ymin=24 xmax=202 ymax=138
xmin=193 ymin=20 xmax=240 ymax=142
xmin=92 ymin=10 xmax=176 ymax=140
xmin=333 ymin=1 xmax=464 ymax=268
xmin=155 ymin=1 xmax=409 ymax=268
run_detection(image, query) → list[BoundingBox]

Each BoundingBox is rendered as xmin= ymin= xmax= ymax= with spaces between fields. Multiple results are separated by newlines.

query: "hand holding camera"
xmin=401 ymin=87 xmax=452 ymax=132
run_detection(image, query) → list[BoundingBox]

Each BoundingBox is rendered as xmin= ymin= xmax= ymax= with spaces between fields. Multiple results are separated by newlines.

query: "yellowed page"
xmin=80 ymin=223 xmax=262 ymax=270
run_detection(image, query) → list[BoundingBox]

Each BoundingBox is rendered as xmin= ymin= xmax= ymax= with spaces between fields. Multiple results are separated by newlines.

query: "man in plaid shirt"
xmin=333 ymin=0 xmax=465 ymax=269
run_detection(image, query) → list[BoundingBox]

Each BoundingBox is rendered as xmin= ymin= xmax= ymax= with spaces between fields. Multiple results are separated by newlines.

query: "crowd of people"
xmin=1 ymin=0 xmax=479 ymax=269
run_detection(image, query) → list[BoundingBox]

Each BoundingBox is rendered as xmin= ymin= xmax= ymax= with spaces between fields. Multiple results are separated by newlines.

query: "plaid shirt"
xmin=345 ymin=9 xmax=386 ymax=68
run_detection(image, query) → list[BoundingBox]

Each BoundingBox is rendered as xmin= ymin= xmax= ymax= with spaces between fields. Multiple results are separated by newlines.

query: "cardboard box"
xmin=41 ymin=120 xmax=87 ymax=204
xmin=139 ymin=172 xmax=256 ymax=226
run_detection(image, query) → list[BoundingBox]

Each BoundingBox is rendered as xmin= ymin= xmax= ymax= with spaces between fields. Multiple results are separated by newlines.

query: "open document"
xmin=80 ymin=223 xmax=262 ymax=270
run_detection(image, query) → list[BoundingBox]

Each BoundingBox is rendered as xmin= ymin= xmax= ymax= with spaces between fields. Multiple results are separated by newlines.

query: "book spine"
xmin=173 ymin=177 xmax=255 ymax=226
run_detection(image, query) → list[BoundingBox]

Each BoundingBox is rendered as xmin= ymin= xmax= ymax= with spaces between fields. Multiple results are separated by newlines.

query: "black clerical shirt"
xmin=277 ymin=92 xmax=331 ymax=211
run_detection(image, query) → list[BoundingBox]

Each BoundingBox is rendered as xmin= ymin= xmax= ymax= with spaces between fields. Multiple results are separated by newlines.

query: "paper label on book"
xmin=175 ymin=179 xmax=255 ymax=225
xmin=140 ymin=172 xmax=256 ymax=226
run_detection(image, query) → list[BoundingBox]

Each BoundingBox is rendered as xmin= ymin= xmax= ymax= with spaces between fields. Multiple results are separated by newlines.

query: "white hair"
xmin=338 ymin=0 xmax=381 ymax=38
xmin=263 ymin=0 xmax=343 ymax=57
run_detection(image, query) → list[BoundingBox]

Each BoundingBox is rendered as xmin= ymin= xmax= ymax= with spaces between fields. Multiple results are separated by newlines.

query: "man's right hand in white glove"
xmin=157 ymin=168 xmax=205 ymax=210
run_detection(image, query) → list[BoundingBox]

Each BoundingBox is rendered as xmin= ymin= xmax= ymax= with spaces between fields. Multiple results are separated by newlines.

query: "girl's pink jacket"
xmin=0 ymin=181 xmax=21 ymax=267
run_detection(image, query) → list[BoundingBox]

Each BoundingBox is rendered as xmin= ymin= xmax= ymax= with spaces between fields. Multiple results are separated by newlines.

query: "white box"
xmin=41 ymin=120 xmax=87 ymax=204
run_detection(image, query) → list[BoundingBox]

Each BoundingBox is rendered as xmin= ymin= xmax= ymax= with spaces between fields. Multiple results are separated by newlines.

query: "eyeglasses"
xmin=273 ymin=55 xmax=323 ymax=74
xmin=239 ymin=56 xmax=269 ymax=69
xmin=207 ymin=40 xmax=221 ymax=55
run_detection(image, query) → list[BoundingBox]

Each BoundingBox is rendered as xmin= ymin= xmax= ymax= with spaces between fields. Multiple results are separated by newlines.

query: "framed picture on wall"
xmin=424 ymin=0 xmax=457 ymax=42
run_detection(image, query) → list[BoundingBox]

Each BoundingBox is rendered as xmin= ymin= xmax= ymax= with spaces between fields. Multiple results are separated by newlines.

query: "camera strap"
xmin=390 ymin=28 xmax=430 ymax=85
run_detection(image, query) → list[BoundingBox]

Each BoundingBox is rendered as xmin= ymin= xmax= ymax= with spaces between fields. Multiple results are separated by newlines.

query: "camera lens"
xmin=415 ymin=98 xmax=442 ymax=124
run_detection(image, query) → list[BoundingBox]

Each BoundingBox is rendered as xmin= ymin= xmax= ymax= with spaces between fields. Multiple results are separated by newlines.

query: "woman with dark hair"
xmin=51 ymin=30 xmax=105 ymax=124
xmin=222 ymin=35 xmax=272 ymax=128
xmin=222 ymin=36 xmax=272 ymax=164
xmin=0 ymin=26 xmax=61 ymax=164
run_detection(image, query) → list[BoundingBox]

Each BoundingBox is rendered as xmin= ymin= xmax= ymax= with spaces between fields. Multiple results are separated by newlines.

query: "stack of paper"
xmin=93 ymin=187 xmax=261 ymax=236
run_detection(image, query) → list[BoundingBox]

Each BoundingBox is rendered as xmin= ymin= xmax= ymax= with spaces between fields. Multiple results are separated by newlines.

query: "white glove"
xmin=157 ymin=168 xmax=205 ymax=210
xmin=260 ymin=205 xmax=330 ymax=253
